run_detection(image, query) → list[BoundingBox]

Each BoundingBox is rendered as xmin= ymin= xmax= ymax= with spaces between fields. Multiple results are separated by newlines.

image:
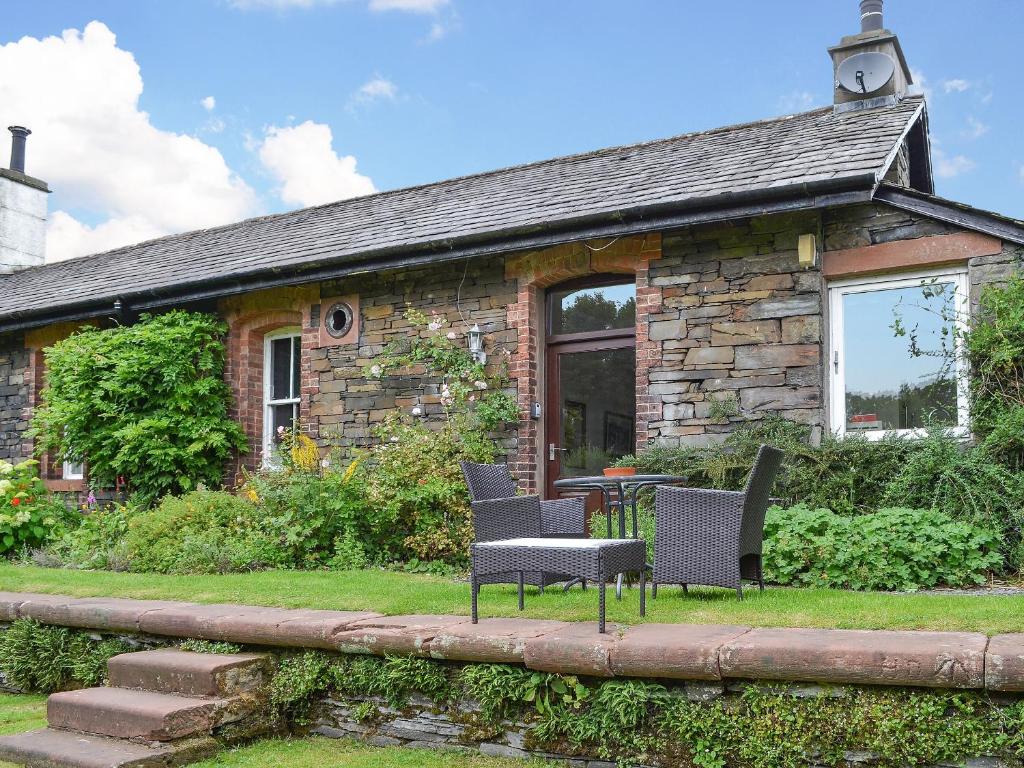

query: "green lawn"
xmin=2 ymin=563 xmax=1023 ymax=633
xmin=0 ymin=694 xmax=548 ymax=768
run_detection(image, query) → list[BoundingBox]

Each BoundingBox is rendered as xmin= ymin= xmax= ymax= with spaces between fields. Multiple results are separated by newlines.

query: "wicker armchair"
xmin=460 ymin=461 xmax=586 ymax=590
xmin=651 ymin=445 xmax=784 ymax=599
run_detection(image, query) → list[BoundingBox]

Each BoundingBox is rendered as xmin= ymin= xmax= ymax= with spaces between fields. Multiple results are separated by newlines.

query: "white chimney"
xmin=0 ymin=126 xmax=48 ymax=273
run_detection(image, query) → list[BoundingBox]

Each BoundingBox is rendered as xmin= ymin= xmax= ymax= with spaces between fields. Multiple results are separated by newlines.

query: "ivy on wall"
xmin=30 ymin=310 xmax=247 ymax=503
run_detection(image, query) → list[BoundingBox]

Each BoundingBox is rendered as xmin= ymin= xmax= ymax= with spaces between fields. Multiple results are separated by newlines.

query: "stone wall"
xmin=4 ymin=594 xmax=1024 ymax=768
xmin=0 ymin=332 xmax=29 ymax=461
xmin=647 ymin=212 xmax=825 ymax=446
xmin=310 ymin=256 xmax=519 ymax=454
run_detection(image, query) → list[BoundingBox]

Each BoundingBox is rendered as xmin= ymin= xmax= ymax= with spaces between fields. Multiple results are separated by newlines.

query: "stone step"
xmin=47 ymin=687 xmax=248 ymax=742
xmin=107 ymin=650 xmax=269 ymax=697
xmin=0 ymin=727 xmax=217 ymax=768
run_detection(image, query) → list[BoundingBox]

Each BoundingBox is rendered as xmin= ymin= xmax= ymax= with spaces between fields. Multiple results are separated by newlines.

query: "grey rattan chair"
xmin=651 ymin=445 xmax=784 ymax=599
xmin=460 ymin=461 xmax=586 ymax=591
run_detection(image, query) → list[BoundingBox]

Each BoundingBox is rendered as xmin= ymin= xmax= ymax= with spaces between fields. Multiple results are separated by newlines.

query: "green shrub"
xmin=242 ymin=460 xmax=392 ymax=569
xmin=0 ymin=459 xmax=71 ymax=557
xmin=882 ymin=431 xmax=1024 ymax=545
xmin=123 ymin=490 xmax=285 ymax=574
xmin=965 ymin=274 xmax=1024 ymax=469
xmin=270 ymin=651 xmax=333 ymax=722
xmin=618 ymin=416 xmax=917 ymax=516
xmin=334 ymin=654 xmax=451 ymax=708
xmin=366 ymin=417 xmax=494 ymax=566
xmin=42 ymin=503 xmax=133 ymax=570
xmin=763 ymin=505 xmax=1002 ymax=591
xmin=0 ymin=618 xmax=134 ymax=692
xmin=31 ymin=310 xmax=247 ymax=504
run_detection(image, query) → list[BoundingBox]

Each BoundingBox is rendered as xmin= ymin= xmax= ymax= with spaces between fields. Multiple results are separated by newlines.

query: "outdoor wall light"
xmin=798 ymin=233 xmax=819 ymax=269
xmin=467 ymin=324 xmax=487 ymax=364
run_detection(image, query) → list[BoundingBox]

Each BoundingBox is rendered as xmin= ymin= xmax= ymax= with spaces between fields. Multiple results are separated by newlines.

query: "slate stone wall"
xmin=643 ymin=203 xmax=1021 ymax=449
xmin=310 ymin=255 xmax=519 ymax=454
xmin=0 ymin=333 xmax=29 ymax=461
xmin=646 ymin=211 xmax=826 ymax=446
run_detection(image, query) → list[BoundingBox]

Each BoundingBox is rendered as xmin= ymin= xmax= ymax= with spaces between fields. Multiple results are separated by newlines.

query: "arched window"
xmin=263 ymin=327 xmax=302 ymax=464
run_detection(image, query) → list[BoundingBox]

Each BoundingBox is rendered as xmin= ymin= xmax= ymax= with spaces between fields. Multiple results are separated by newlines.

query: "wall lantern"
xmin=467 ymin=324 xmax=487 ymax=365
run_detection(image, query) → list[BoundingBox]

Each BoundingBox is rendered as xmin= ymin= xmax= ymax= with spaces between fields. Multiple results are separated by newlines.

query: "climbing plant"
xmin=31 ymin=310 xmax=247 ymax=504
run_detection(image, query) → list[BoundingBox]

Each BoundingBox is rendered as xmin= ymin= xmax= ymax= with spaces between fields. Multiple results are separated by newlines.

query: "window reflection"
xmin=550 ymin=282 xmax=636 ymax=335
xmin=842 ymin=281 xmax=959 ymax=431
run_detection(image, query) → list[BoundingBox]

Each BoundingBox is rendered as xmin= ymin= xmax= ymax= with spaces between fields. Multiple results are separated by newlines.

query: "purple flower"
xmin=86 ymin=491 xmax=97 ymax=506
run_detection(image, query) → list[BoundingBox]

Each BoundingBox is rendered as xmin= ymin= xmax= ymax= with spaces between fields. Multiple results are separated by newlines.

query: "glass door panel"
xmin=552 ymin=345 xmax=636 ymax=481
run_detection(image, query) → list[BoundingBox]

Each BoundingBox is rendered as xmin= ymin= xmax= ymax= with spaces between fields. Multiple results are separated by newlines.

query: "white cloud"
xmin=258 ymin=120 xmax=375 ymax=208
xmin=933 ymin=146 xmax=976 ymax=179
xmin=0 ymin=21 xmax=258 ymax=262
xmin=776 ymin=90 xmax=816 ymax=114
xmin=369 ymin=0 xmax=448 ymax=12
xmin=963 ymin=115 xmax=989 ymax=140
xmin=909 ymin=69 xmax=932 ymax=101
xmin=943 ymin=78 xmax=972 ymax=93
xmin=356 ymin=76 xmax=397 ymax=102
xmin=201 ymin=95 xmax=216 ymax=111
xmin=1019 ymin=165 xmax=1024 ymax=184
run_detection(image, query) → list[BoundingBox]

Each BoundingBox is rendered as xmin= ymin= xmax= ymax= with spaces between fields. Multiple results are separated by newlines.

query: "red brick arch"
xmin=220 ymin=285 xmax=321 ymax=482
xmin=504 ymin=234 xmax=663 ymax=494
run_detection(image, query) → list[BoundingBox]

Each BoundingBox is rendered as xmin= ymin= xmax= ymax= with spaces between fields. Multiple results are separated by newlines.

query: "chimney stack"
xmin=860 ymin=0 xmax=884 ymax=33
xmin=830 ymin=0 xmax=913 ymax=112
xmin=7 ymin=127 xmax=30 ymax=174
xmin=0 ymin=125 xmax=49 ymax=272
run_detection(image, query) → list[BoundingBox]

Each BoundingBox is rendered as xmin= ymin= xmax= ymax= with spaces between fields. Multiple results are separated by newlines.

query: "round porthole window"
xmin=324 ymin=301 xmax=354 ymax=339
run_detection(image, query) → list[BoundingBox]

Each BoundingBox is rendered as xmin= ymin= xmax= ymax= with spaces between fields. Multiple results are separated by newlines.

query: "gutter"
xmin=0 ymin=174 xmax=877 ymax=334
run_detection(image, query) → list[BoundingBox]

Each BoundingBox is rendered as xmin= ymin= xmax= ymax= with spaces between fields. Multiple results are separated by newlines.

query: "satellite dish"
xmin=837 ymin=51 xmax=896 ymax=95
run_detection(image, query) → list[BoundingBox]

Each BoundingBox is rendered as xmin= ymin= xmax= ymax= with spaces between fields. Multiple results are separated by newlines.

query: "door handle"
xmin=548 ymin=443 xmax=568 ymax=461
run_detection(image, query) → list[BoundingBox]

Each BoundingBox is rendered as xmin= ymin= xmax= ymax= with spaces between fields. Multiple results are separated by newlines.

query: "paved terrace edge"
xmin=1 ymin=592 xmax=1022 ymax=691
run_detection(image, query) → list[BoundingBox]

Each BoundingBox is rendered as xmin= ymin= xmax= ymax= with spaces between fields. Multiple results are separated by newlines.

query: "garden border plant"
xmin=30 ymin=310 xmax=247 ymax=504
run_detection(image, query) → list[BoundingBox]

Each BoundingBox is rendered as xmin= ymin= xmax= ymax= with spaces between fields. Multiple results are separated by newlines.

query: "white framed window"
xmin=828 ymin=268 xmax=970 ymax=439
xmin=263 ymin=328 xmax=302 ymax=465
xmin=62 ymin=458 xmax=84 ymax=481
xmin=61 ymin=428 xmax=84 ymax=480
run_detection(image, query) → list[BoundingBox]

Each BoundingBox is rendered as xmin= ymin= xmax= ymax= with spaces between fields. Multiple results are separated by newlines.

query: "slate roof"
xmin=0 ymin=97 xmax=926 ymax=327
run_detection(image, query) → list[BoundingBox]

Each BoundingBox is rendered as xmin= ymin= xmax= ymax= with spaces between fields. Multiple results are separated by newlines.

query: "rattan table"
xmin=553 ymin=474 xmax=687 ymax=598
xmin=470 ymin=537 xmax=646 ymax=633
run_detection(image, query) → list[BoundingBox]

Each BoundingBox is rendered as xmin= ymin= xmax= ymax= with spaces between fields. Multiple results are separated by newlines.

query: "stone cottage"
xmin=0 ymin=1 xmax=1020 ymax=499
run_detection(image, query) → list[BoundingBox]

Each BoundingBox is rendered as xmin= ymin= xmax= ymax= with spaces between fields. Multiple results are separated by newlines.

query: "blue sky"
xmin=1 ymin=0 xmax=1021 ymax=261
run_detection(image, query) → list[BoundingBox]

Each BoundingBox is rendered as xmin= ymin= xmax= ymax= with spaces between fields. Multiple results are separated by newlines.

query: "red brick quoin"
xmin=504 ymin=234 xmax=663 ymax=494
xmin=220 ymin=286 xmax=320 ymax=481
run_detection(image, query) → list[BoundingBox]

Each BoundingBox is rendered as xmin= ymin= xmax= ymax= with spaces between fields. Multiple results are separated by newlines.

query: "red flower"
xmin=10 ymin=498 xmax=20 ymax=506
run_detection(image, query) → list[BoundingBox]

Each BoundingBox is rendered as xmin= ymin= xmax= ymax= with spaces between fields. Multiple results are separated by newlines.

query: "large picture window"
xmin=263 ymin=328 xmax=302 ymax=464
xmin=828 ymin=269 xmax=969 ymax=439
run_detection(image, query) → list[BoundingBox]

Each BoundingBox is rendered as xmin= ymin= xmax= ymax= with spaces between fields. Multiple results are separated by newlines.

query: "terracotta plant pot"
xmin=603 ymin=467 xmax=637 ymax=477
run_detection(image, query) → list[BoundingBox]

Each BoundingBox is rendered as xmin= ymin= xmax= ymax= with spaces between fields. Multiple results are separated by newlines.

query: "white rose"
xmin=446 ymin=331 xmax=457 ymax=340
xmin=474 ymin=380 xmax=487 ymax=390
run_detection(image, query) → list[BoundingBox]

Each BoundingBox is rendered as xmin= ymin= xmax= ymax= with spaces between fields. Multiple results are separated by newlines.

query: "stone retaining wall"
xmin=2 ymin=592 xmax=1023 ymax=691
xmin=4 ymin=592 xmax=1024 ymax=767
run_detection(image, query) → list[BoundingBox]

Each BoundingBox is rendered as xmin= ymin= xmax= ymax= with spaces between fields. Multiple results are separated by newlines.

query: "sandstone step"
xmin=107 ymin=650 xmax=269 ymax=697
xmin=0 ymin=727 xmax=217 ymax=768
xmin=47 ymin=688 xmax=247 ymax=742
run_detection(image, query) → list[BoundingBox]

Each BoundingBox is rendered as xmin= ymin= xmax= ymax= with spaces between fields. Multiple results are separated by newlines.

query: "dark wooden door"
xmin=543 ymin=276 xmax=637 ymax=501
